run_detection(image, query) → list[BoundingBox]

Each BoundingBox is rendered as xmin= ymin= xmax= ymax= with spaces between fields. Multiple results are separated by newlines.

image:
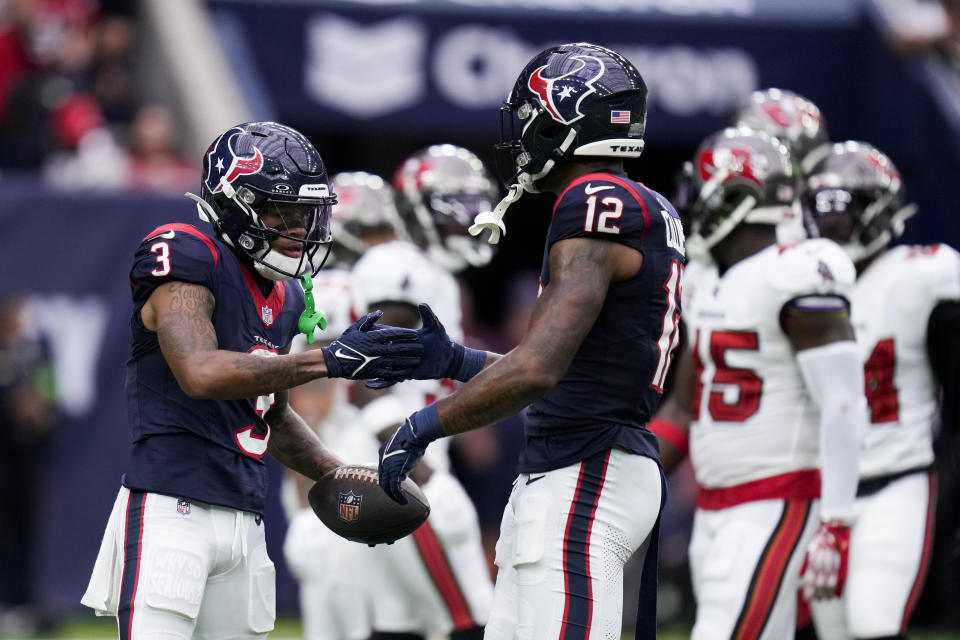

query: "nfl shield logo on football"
xmin=338 ymin=491 xmax=362 ymax=522
xmin=261 ymin=305 xmax=274 ymax=326
xmin=177 ymin=500 xmax=191 ymax=515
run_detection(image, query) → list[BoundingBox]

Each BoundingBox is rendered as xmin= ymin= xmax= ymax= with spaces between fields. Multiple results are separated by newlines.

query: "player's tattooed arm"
xmin=266 ymin=390 xmax=342 ymax=480
xmin=147 ymin=281 xmax=329 ymax=399
xmin=437 ymin=237 xmax=639 ymax=435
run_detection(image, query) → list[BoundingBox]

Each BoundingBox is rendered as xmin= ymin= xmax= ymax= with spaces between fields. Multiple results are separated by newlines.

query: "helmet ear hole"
xmin=539 ymin=124 xmax=565 ymax=139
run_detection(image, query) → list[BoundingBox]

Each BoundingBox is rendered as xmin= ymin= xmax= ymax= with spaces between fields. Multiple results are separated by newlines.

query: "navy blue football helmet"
xmin=186 ymin=122 xmax=336 ymax=281
xmin=802 ymin=141 xmax=916 ymax=263
xmin=496 ymin=42 xmax=648 ymax=193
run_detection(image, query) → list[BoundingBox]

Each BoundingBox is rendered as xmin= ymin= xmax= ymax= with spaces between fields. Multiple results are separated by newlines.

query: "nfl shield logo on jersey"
xmin=177 ymin=500 xmax=191 ymax=515
xmin=338 ymin=491 xmax=362 ymax=522
xmin=261 ymin=305 xmax=274 ymax=326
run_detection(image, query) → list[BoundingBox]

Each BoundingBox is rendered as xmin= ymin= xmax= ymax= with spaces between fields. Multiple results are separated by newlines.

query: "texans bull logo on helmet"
xmin=204 ymin=126 xmax=265 ymax=194
xmin=697 ymin=147 xmax=764 ymax=187
xmin=527 ymin=55 xmax=605 ymax=125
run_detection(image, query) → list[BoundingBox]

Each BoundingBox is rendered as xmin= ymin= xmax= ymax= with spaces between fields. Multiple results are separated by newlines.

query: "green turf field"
xmin=9 ymin=617 xmax=958 ymax=640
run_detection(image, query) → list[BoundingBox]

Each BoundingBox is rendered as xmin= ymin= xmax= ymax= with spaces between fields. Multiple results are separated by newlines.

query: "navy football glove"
xmin=366 ymin=304 xmax=486 ymax=389
xmin=322 ymin=310 xmax=423 ymax=380
xmin=378 ymin=404 xmax=444 ymax=504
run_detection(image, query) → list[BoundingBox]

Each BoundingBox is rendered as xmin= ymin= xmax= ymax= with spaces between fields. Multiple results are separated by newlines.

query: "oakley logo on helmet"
xmin=697 ymin=147 xmax=763 ymax=187
xmin=527 ymin=55 xmax=604 ymax=125
xmin=205 ymin=127 xmax=265 ymax=194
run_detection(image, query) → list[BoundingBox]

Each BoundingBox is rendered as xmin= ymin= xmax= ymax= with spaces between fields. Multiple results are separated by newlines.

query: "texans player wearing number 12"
xmin=80 ymin=122 xmax=423 ymax=639
xmin=652 ymin=127 xmax=868 ymax=640
xmin=376 ymin=43 xmax=685 ymax=640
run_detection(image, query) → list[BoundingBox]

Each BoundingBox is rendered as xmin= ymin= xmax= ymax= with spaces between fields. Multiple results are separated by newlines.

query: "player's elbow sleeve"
xmin=796 ymin=341 xmax=865 ymax=418
xmin=796 ymin=340 xmax=867 ymax=522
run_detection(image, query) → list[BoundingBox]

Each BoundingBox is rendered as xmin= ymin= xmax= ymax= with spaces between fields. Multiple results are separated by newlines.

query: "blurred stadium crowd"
xmin=2 ymin=0 xmax=960 ymax=638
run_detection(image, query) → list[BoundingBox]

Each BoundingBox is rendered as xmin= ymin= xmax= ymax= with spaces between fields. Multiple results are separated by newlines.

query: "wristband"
xmin=414 ymin=402 xmax=445 ymax=443
xmin=454 ymin=347 xmax=486 ymax=382
xmin=648 ymin=417 xmax=689 ymax=457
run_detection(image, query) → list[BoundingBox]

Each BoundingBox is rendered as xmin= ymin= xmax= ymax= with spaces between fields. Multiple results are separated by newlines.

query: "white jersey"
xmin=351 ymin=240 xmax=464 ymax=473
xmin=351 ymin=240 xmax=463 ymax=342
xmin=686 ymin=239 xmax=856 ymax=488
xmin=851 ymin=243 xmax=960 ymax=479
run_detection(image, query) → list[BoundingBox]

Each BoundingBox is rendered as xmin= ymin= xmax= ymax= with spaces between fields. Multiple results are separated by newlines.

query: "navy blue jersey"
xmin=122 ymin=223 xmax=305 ymax=514
xmin=520 ymin=173 xmax=685 ymax=473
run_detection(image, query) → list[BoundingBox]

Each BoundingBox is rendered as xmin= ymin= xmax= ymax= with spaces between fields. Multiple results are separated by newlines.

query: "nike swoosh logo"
xmin=148 ymin=229 xmax=176 ymax=240
xmin=584 ymin=183 xmax=615 ymax=195
xmin=332 ymin=342 xmax=380 ymax=377
xmin=335 ymin=348 xmax=362 ymax=361
xmin=525 ymin=474 xmax=547 ymax=485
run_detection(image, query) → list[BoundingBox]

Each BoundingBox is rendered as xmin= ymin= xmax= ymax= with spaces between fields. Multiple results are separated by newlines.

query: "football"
xmin=308 ymin=464 xmax=431 ymax=546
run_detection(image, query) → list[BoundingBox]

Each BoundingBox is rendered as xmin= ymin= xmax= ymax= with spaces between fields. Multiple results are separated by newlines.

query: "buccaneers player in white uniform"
xmin=350 ymin=147 xmax=498 ymax=640
xmin=283 ymin=171 xmax=411 ymax=640
xmin=803 ymin=141 xmax=960 ymax=640
xmin=653 ymin=126 xmax=867 ymax=640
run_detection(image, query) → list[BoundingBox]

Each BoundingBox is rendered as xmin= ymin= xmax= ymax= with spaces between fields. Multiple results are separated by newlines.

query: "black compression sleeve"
xmin=927 ymin=300 xmax=960 ymax=433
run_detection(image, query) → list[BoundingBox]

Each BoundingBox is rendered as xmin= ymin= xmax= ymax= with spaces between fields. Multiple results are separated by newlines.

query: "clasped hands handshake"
xmin=322 ymin=304 xmax=486 ymax=504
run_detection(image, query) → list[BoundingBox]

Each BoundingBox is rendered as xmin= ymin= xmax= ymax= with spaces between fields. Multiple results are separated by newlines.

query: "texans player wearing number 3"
xmin=652 ymin=126 xmax=867 ymax=640
xmin=80 ymin=122 xmax=423 ymax=639
xmin=375 ymin=43 xmax=684 ymax=640
xmin=802 ymin=142 xmax=960 ymax=640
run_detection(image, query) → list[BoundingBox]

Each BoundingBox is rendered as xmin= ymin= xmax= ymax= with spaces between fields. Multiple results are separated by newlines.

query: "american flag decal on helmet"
xmin=338 ymin=491 xmax=362 ymax=522
xmin=610 ymin=110 xmax=631 ymax=123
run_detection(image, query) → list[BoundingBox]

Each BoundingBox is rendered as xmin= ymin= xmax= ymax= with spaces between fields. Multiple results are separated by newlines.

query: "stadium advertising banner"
xmin=211 ymin=0 xmax=870 ymax=144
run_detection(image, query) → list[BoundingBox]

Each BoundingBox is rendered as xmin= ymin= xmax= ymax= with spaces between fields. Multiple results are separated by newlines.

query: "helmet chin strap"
xmin=843 ymin=203 xmax=918 ymax=263
xmin=693 ymin=194 xmax=758 ymax=251
xmin=427 ymin=243 xmax=466 ymax=274
xmin=468 ymin=129 xmax=579 ymax=247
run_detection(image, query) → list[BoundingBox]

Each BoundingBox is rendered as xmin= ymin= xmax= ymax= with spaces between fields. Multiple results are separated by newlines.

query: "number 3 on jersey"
xmin=233 ymin=346 xmax=278 ymax=458
xmin=150 ymin=242 xmax=171 ymax=276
